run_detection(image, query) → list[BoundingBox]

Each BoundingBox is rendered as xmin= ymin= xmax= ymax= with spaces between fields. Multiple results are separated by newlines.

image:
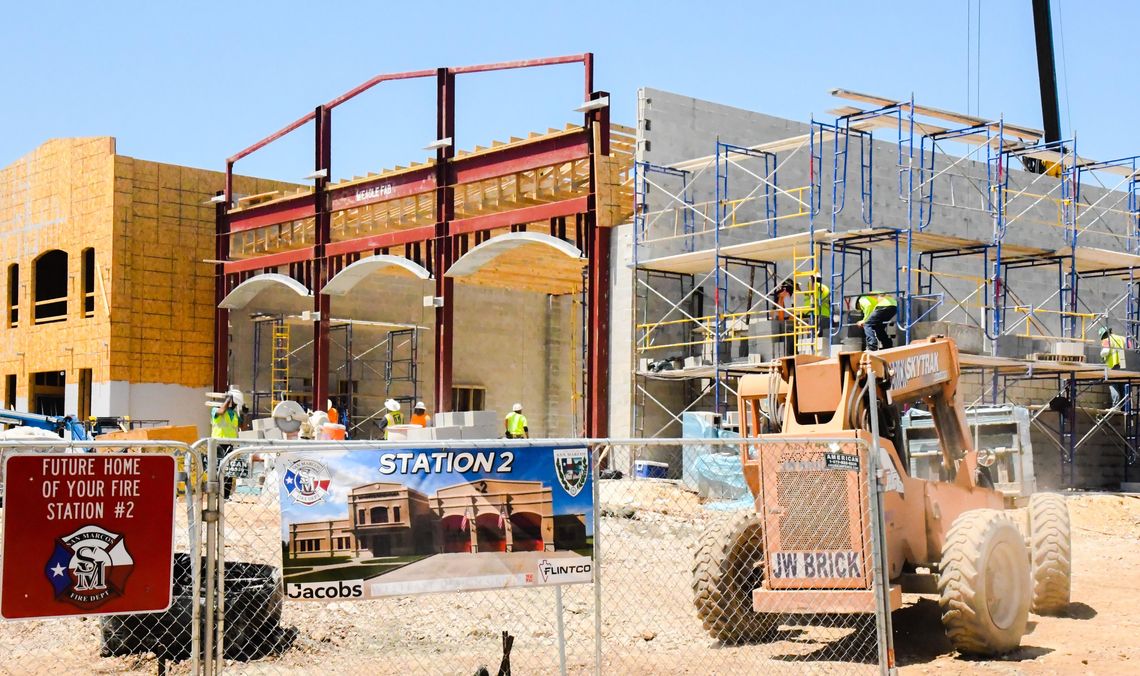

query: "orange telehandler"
xmin=692 ymin=336 xmax=1071 ymax=655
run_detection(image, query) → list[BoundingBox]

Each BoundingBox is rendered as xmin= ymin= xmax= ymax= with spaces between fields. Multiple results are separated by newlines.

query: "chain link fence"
xmin=0 ymin=435 xmax=896 ymax=675
xmin=206 ymin=436 xmax=893 ymax=675
xmin=0 ymin=439 xmax=202 ymax=676
xmin=597 ymin=437 xmax=890 ymax=675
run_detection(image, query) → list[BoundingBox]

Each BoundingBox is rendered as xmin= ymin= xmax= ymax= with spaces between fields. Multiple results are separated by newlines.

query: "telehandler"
xmin=692 ymin=336 xmax=1071 ymax=655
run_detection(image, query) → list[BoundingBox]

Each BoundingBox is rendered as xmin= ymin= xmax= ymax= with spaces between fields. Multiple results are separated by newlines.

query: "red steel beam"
xmin=228 ymin=110 xmax=317 ymax=165
xmin=585 ymin=90 xmax=610 ymax=438
xmin=449 ymin=197 xmax=588 ymax=237
xmin=451 ymin=133 xmax=589 ymax=184
xmin=434 ymin=67 xmax=457 ymax=414
xmin=213 ymin=196 xmax=229 ymax=392
xmin=328 ymin=167 xmax=436 ymax=212
xmin=223 ymin=247 xmax=315 ymax=274
xmin=312 ymin=105 xmax=333 ymax=412
xmin=325 ymin=224 xmax=436 ymax=257
xmin=450 ymin=54 xmax=589 ymax=75
xmin=228 ymin=196 xmax=315 ymax=233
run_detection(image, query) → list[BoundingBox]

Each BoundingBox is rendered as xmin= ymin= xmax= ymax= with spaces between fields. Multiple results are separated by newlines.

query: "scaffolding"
xmin=633 ymin=88 xmax=1140 ymax=487
xmin=250 ymin=314 xmax=425 ymax=438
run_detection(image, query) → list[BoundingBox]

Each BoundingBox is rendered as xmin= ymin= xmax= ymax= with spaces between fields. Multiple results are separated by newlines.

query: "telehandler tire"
xmin=1027 ymin=493 xmax=1071 ymax=615
xmin=691 ymin=511 xmax=778 ymax=643
xmin=938 ymin=509 xmax=1030 ymax=656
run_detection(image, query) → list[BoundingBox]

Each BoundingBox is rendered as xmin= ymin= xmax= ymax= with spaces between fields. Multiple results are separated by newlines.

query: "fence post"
xmin=592 ymin=442 xmax=606 ymax=676
xmin=185 ymin=443 xmax=204 ymax=676
xmin=865 ymin=371 xmax=898 ymax=675
xmin=202 ymin=437 xmax=220 ymax=675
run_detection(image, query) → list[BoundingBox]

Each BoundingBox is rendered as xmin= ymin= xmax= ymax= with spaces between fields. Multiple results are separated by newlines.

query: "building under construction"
xmin=613 ymin=87 xmax=1140 ymax=489
xmin=213 ymin=55 xmax=632 ymax=439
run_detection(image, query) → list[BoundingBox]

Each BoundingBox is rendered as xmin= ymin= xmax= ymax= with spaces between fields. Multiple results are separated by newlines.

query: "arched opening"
xmin=81 ymin=248 xmax=96 ymax=318
xmin=218 ymin=273 xmax=311 ymax=310
xmin=510 ymin=512 xmax=545 ymax=552
xmin=6 ymin=263 xmax=17 ymax=327
xmin=440 ymin=514 xmax=471 ymax=553
xmin=33 ymin=249 xmax=68 ymax=324
xmin=474 ymin=513 xmax=506 ymax=553
xmin=369 ymin=506 xmax=390 ymax=524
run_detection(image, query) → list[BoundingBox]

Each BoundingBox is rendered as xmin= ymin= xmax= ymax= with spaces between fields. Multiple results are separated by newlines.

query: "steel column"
xmin=213 ymin=194 xmax=229 ymax=392
xmin=434 ymin=68 xmax=457 ymax=413
xmin=312 ymin=106 xmax=332 ymax=411
xmin=585 ymin=90 xmax=610 ymax=437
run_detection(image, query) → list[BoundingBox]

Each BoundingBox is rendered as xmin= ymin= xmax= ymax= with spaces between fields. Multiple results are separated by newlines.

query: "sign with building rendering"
xmin=278 ymin=445 xmax=593 ymax=600
xmin=1 ymin=454 xmax=176 ymax=620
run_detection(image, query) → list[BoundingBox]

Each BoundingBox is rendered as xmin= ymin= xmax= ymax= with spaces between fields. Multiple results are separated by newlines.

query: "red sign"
xmin=1 ymin=454 xmax=176 ymax=620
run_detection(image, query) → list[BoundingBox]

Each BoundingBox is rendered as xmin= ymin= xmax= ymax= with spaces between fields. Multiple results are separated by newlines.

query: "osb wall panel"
xmin=111 ymin=156 xmax=294 ymax=387
xmin=0 ymin=137 xmax=117 ymax=400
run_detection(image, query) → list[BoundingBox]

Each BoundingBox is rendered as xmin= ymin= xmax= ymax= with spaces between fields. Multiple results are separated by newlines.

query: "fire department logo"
xmin=553 ymin=448 xmax=589 ymax=497
xmin=283 ymin=458 xmax=331 ymax=506
xmin=45 ymin=525 xmax=134 ymax=610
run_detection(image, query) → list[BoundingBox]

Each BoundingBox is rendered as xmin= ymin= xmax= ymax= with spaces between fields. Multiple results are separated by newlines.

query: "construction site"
xmin=2 ymin=1 xmax=1140 ymax=674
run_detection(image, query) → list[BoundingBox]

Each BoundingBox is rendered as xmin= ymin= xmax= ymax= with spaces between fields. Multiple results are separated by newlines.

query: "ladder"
xmin=271 ymin=320 xmax=290 ymax=409
xmin=791 ymin=248 xmax=818 ymax=355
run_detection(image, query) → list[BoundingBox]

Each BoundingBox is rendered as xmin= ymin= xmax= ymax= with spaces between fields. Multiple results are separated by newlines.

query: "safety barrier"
xmin=0 ymin=434 xmax=896 ymax=675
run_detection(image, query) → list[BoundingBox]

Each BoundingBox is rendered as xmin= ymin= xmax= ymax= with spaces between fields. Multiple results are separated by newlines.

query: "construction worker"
xmin=378 ymin=399 xmax=403 ymax=439
xmin=410 ymin=401 xmax=431 ymax=427
xmin=505 ymin=403 xmax=529 ymax=439
xmin=210 ymin=393 xmax=241 ymax=439
xmin=210 ymin=392 xmax=241 ymax=499
xmin=1100 ymin=326 xmax=1128 ymax=406
xmin=812 ymin=274 xmax=832 ymax=335
xmin=856 ymin=291 xmax=899 ymax=351
xmin=773 ymin=278 xmax=796 ymax=356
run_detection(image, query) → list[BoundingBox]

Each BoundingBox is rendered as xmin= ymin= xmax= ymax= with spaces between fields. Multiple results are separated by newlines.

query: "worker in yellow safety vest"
xmin=210 ymin=391 xmax=242 ymax=499
xmin=410 ymin=401 xmax=431 ymax=428
xmin=812 ymin=274 xmax=831 ymax=334
xmin=855 ymin=291 xmax=899 ymax=351
xmin=378 ymin=399 xmax=404 ymax=439
xmin=210 ymin=394 xmax=240 ymax=439
xmin=505 ymin=403 xmax=529 ymax=439
xmin=1100 ymin=326 xmax=1128 ymax=406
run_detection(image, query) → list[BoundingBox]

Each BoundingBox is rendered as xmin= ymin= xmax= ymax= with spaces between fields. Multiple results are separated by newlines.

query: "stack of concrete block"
xmin=238 ymin=417 xmax=283 ymax=440
xmin=403 ymin=410 xmax=501 ymax=441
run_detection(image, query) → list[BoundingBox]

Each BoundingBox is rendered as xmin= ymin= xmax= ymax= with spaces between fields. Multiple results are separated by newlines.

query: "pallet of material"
xmin=95 ymin=424 xmax=199 ymax=446
xmin=1028 ymin=353 xmax=1086 ymax=363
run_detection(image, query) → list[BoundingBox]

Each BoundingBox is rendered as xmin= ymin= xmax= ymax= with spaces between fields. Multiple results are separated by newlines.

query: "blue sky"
xmin=1 ymin=2 xmax=1134 ymax=183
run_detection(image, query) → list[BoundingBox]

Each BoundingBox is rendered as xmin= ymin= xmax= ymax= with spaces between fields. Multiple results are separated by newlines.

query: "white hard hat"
xmin=512 ymin=403 xmax=523 ymax=412
xmin=386 ymin=399 xmax=400 ymax=412
xmin=414 ymin=401 xmax=426 ymax=410
xmin=227 ymin=388 xmax=245 ymax=409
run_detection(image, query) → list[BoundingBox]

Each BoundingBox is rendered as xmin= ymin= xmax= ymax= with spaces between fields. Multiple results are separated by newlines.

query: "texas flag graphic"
xmin=44 ymin=525 xmax=135 ymax=610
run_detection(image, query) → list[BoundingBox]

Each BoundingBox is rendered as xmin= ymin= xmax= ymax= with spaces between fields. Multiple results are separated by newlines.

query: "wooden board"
xmin=830 ymin=88 xmax=1043 ymax=141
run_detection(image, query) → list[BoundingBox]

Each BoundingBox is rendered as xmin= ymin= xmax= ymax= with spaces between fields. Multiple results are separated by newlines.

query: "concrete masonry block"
xmin=434 ymin=412 xmax=463 ymax=427
xmin=431 ymin=426 xmax=464 ymax=441
xmin=460 ymin=425 xmax=500 ymax=440
xmin=469 ymin=410 xmax=500 ymax=427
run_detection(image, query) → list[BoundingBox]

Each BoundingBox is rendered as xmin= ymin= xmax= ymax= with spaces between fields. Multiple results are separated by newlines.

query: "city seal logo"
xmin=45 ymin=525 xmax=135 ymax=610
xmin=553 ymin=448 xmax=589 ymax=497
xmin=283 ymin=458 xmax=332 ymax=506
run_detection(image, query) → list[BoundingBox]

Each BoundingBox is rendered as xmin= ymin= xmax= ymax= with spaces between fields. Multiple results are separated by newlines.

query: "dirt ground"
xmin=0 ymin=484 xmax=1137 ymax=675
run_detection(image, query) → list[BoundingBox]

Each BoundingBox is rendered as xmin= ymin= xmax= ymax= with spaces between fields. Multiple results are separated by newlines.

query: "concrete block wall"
xmin=618 ymin=88 xmax=1138 ymax=484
